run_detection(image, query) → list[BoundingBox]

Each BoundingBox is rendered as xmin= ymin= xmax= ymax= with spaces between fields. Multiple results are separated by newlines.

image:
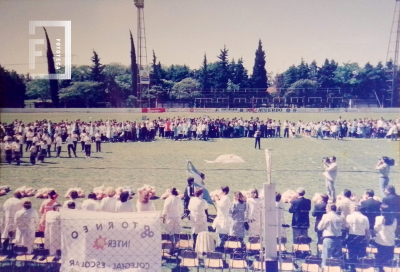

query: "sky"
xmin=0 ymin=0 xmax=397 ymax=77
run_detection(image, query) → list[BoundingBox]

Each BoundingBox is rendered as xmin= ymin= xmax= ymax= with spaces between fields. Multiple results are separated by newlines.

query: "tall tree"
xmin=233 ymin=58 xmax=249 ymax=87
xmin=215 ymin=45 xmax=229 ymax=89
xmin=90 ymin=50 xmax=105 ymax=82
xmin=43 ymin=27 xmax=59 ymax=107
xmin=200 ymin=53 xmax=209 ymax=91
xmin=251 ymin=39 xmax=268 ymax=89
xmin=318 ymin=59 xmax=338 ymax=88
xmin=151 ymin=50 xmax=162 ymax=86
xmin=283 ymin=65 xmax=299 ymax=88
xmin=297 ymin=58 xmax=310 ymax=80
xmin=130 ymin=30 xmax=138 ymax=97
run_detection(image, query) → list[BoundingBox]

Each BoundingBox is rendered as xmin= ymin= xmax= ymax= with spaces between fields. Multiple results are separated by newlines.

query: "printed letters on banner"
xmin=141 ymin=108 xmax=166 ymax=113
xmin=60 ymin=209 xmax=162 ymax=272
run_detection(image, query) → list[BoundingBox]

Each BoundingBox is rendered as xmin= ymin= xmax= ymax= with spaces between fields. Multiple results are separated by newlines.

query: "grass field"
xmin=0 ymin=112 xmax=399 ymax=270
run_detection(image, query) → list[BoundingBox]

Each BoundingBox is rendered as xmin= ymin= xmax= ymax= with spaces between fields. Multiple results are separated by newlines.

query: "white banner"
xmin=139 ymin=68 xmax=150 ymax=85
xmin=60 ymin=209 xmax=162 ymax=272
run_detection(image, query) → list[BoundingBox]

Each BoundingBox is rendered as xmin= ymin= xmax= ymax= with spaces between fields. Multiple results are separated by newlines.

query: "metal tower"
xmin=386 ymin=0 xmax=400 ymax=107
xmin=134 ymin=0 xmax=150 ymax=106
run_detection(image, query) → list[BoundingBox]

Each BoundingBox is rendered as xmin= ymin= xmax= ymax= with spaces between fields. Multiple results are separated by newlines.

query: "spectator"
xmin=1 ymin=192 xmax=22 ymax=250
xmin=246 ymin=188 xmax=262 ymax=237
xmin=337 ymin=189 xmax=355 ymax=240
xmin=63 ymin=190 xmax=82 ymax=210
xmin=376 ymin=157 xmax=393 ymax=196
xmin=14 ymin=198 xmax=39 ymax=253
xmin=289 ymin=187 xmax=311 ymax=241
xmin=182 ymin=177 xmax=195 ymax=219
xmin=360 ymin=189 xmax=381 ymax=234
xmin=99 ymin=187 xmax=118 ymax=212
xmin=162 ymin=187 xmax=182 ymax=236
xmin=81 ymin=193 xmax=99 ymax=211
xmin=346 ymin=204 xmax=369 ymax=272
xmin=318 ymin=204 xmax=343 ymax=268
xmin=312 ymin=193 xmax=328 ymax=244
xmin=45 ymin=203 xmax=62 ymax=255
xmin=229 ymin=191 xmax=247 ymax=241
xmin=276 ymin=192 xmax=287 ymax=239
xmin=382 ymin=185 xmax=400 ymax=237
xmin=212 ymin=186 xmax=231 ymax=247
xmin=38 ymin=190 xmax=58 ymax=232
xmin=188 ymin=188 xmax=208 ymax=248
xmin=374 ymin=205 xmax=397 ymax=267
xmin=115 ymin=191 xmax=135 ymax=212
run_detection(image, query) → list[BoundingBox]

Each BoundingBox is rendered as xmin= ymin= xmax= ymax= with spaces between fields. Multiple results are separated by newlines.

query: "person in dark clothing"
xmin=181 ymin=177 xmax=195 ymax=219
xmin=382 ymin=185 xmax=400 ymax=237
xmin=312 ymin=194 xmax=328 ymax=244
xmin=254 ymin=129 xmax=261 ymax=149
xmin=360 ymin=189 xmax=381 ymax=232
xmin=289 ymin=187 xmax=312 ymax=241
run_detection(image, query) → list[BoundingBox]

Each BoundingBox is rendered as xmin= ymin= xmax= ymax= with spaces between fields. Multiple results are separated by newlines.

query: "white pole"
xmin=263 ymin=149 xmax=278 ymax=272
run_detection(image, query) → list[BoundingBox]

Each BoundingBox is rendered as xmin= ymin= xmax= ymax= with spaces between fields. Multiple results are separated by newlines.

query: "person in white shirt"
xmin=66 ymin=134 xmax=77 ymax=158
xmin=81 ymin=193 xmax=99 ymax=211
xmin=317 ymin=204 xmax=344 ymax=268
xmin=374 ymin=205 xmax=397 ymax=266
xmin=345 ymin=204 xmax=369 ymax=272
xmin=44 ymin=203 xmax=61 ymax=256
xmin=212 ymin=186 xmax=231 ymax=247
xmin=2 ymin=192 xmax=23 ymax=250
xmin=188 ymin=188 xmax=208 ymax=248
xmin=99 ymin=187 xmax=118 ymax=213
xmin=14 ymin=198 xmax=39 ymax=253
xmin=115 ymin=192 xmax=135 ymax=212
xmin=84 ymin=134 xmax=91 ymax=158
xmin=55 ymin=135 xmax=62 ymax=158
xmin=162 ymin=188 xmax=182 ymax=236
xmin=246 ymin=188 xmax=262 ymax=237
xmin=11 ymin=138 xmax=21 ymax=165
xmin=323 ymin=156 xmax=338 ymax=202
xmin=95 ymin=132 xmax=101 ymax=152
xmin=63 ymin=191 xmax=82 ymax=210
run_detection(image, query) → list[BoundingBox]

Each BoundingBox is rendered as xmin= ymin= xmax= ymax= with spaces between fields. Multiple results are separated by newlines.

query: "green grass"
xmin=0 ymin=112 xmax=399 ymax=271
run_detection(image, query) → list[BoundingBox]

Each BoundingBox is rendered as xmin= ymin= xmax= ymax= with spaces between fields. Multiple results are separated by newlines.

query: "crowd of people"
xmin=1 ymin=176 xmax=399 ymax=271
xmin=1 ymin=116 xmax=399 ymax=165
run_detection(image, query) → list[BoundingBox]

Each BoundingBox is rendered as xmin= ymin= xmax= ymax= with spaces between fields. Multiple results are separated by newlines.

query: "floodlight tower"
xmin=134 ymin=0 xmax=150 ymax=105
xmin=386 ymin=0 xmax=400 ymax=107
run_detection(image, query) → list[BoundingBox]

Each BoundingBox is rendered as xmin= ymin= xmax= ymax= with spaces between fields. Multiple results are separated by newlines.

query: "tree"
xmin=26 ymin=79 xmax=50 ymax=102
xmin=215 ymin=45 xmax=229 ymax=89
xmin=318 ymin=59 xmax=338 ymax=88
xmin=200 ymin=54 xmax=209 ymax=91
xmin=164 ymin=65 xmax=190 ymax=82
xmin=43 ymin=27 xmax=59 ymax=107
xmin=251 ymin=40 xmax=268 ymax=89
xmin=226 ymin=79 xmax=240 ymax=92
xmin=233 ymin=58 xmax=249 ymax=87
xmin=103 ymin=63 xmax=129 ymax=107
xmin=283 ymin=65 xmax=299 ymax=88
xmin=309 ymin=60 xmax=319 ymax=81
xmin=0 ymin=65 xmax=26 ymax=108
xmin=297 ymin=58 xmax=310 ymax=80
xmin=59 ymin=81 xmax=103 ymax=107
xmin=90 ymin=50 xmax=105 ymax=82
xmin=170 ymin=78 xmax=202 ymax=99
xmin=285 ymin=79 xmax=319 ymax=98
xmin=151 ymin=50 xmax=163 ymax=86
xmin=130 ymin=30 xmax=138 ymax=97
